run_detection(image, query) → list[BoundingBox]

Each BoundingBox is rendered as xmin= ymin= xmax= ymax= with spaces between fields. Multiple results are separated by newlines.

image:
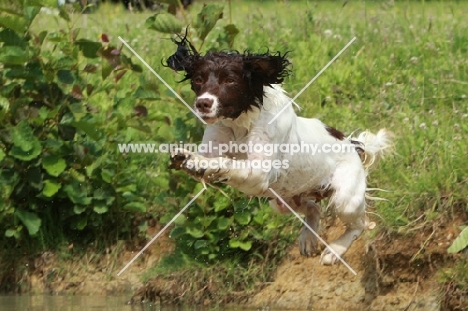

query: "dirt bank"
xmin=4 ymin=210 xmax=467 ymax=310
xmin=247 ymin=211 xmax=468 ymax=311
xmin=2 ymin=224 xmax=174 ymax=296
xmin=132 ymin=207 xmax=467 ymax=310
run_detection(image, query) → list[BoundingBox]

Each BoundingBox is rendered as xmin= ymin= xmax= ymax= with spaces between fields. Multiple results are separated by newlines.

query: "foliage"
xmin=0 ymin=1 xmax=165 ymax=251
xmin=145 ymin=2 xmax=239 ymax=51
xmin=163 ymin=184 xmax=296 ymax=263
xmin=0 ymin=0 xmax=295 ymax=277
xmin=448 ymin=226 xmax=468 ymax=254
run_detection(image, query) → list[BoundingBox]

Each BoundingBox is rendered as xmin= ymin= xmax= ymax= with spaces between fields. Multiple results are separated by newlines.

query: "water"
xmin=0 ymin=296 xmax=199 ymax=311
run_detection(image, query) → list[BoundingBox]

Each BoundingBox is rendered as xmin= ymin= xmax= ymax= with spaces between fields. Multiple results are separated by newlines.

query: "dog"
xmin=167 ymin=43 xmax=392 ymax=265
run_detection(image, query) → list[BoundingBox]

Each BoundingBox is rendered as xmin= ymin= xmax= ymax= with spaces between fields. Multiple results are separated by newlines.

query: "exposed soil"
xmin=3 ymin=224 xmax=174 ymax=296
xmin=131 ymin=205 xmax=468 ymax=310
xmin=247 ymin=207 xmax=468 ymax=311
xmin=3 ymin=207 xmax=468 ymax=311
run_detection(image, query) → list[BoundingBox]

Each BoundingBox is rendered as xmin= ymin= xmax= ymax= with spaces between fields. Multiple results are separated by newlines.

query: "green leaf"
xmin=101 ymin=168 xmax=114 ymax=183
xmin=0 ymin=14 xmax=27 ymax=34
xmin=130 ymin=64 xmax=143 ymax=73
xmin=75 ymin=217 xmax=87 ymax=230
xmin=42 ymin=180 xmax=61 ymax=197
xmin=170 ymin=226 xmax=186 ymax=238
xmin=198 ymin=215 xmax=216 ymax=227
xmin=123 ymin=202 xmax=146 ymax=212
xmin=234 ymin=211 xmax=251 ymax=225
xmin=217 ymin=216 xmax=232 ymax=230
xmin=223 ymin=24 xmax=239 ymax=47
xmin=73 ymin=205 xmax=86 ymax=214
xmin=69 ymin=168 xmax=85 ymax=182
xmin=64 ymin=182 xmax=91 ymax=205
xmin=145 ymin=13 xmax=183 ymax=34
xmin=93 ymin=202 xmax=108 ymax=214
xmin=10 ymin=121 xmax=42 ymax=161
xmin=0 ymin=28 xmax=26 ymax=47
xmin=57 ymin=70 xmax=74 ymax=84
xmin=69 ymin=103 xmax=87 ymax=121
xmin=71 ymin=120 xmax=102 ymax=140
xmin=126 ymin=119 xmax=152 ymax=133
xmin=132 ymin=87 xmax=160 ymax=100
xmin=12 ymin=121 xmax=38 ymax=151
xmin=5 ymin=228 xmax=19 ymax=238
xmin=52 ymin=56 xmax=76 ymax=70
xmin=75 ymin=39 xmax=101 ymax=59
xmin=0 ymin=148 xmax=5 ymax=162
xmin=229 ymin=238 xmax=252 ymax=251
xmin=194 ymin=239 xmax=209 ymax=249
xmin=448 ymin=227 xmax=468 ymax=254
xmin=93 ymin=188 xmax=110 ymax=200
xmin=239 ymin=240 xmax=252 ymax=251
xmin=214 ymin=196 xmax=230 ymax=212
xmin=58 ymin=6 xmax=70 ymax=22
xmin=186 ymin=225 xmax=204 ymax=238
xmin=85 ymin=158 xmax=102 ymax=177
xmin=253 ymin=209 xmax=265 ymax=225
xmin=15 ymin=209 xmax=41 ymax=235
xmin=174 ymin=214 xmax=186 ymax=225
xmin=0 ymin=96 xmax=9 ymax=111
xmin=42 ymin=155 xmax=66 ymax=177
xmin=24 ymin=6 xmax=40 ymax=25
xmin=195 ymin=4 xmax=224 ymax=41
xmin=36 ymin=30 xmax=48 ymax=47
xmin=0 ymin=46 xmax=29 ymax=65
xmin=157 ymin=123 xmax=174 ymax=141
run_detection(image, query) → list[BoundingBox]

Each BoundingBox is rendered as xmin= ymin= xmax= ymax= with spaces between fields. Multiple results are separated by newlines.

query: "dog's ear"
xmin=243 ymin=52 xmax=290 ymax=86
xmin=164 ymin=30 xmax=198 ymax=72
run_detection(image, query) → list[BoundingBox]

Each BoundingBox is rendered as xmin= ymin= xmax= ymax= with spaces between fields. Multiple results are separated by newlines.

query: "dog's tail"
xmin=351 ymin=129 xmax=393 ymax=170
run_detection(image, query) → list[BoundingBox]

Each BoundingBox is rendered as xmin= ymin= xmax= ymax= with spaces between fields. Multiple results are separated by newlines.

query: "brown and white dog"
xmin=168 ymin=45 xmax=392 ymax=265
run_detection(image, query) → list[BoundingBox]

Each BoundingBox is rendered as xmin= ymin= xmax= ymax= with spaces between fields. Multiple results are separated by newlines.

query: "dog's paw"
xmin=169 ymin=149 xmax=233 ymax=183
xmin=320 ymin=250 xmax=339 ymax=265
xmin=169 ymin=148 xmax=206 ymax=179
xmin=169 ymin=148 xmax=191 ymax=170
xmin=320 ymin=243 xmax=347 ymax=265
xmin=299 ymin=228 xmax=319 ymax=257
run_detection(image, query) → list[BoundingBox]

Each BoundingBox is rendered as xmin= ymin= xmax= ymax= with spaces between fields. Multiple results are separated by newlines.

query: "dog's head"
xmin=166 ymin=39 xmax=290 ymax=124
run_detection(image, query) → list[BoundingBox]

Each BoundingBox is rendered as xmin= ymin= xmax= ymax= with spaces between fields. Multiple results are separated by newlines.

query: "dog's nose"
xmin=195 ymin=98 xmax=214 ymax=112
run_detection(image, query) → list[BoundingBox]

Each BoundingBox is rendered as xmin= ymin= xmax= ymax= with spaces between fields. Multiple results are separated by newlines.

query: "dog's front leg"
xmin=170 ymin=149 xmax=270 ymax=196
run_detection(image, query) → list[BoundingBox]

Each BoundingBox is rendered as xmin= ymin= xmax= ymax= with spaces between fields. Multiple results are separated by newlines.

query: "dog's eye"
xmin=225 ymin=78 xmax=236 ymax=84
xmin=193 ymin=77 xmax=203 ymax=85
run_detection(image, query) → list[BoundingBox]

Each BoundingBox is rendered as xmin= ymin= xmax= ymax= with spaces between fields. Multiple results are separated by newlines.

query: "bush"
xmin=0 ymin=1 xmax=162 ymax=250
xmin=0 ymin=0 xmax=296 ymax=272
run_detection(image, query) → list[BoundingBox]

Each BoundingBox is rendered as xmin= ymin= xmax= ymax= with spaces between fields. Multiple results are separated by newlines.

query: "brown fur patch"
xmin=326 ymin=126 xmax=345 ymax=140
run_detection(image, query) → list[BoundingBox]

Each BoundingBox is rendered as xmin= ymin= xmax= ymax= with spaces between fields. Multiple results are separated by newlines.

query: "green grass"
xmin=7 ymin=0 xmax=468 ymax=297
xmin=41 ymin=0 xmax=468 ymax=229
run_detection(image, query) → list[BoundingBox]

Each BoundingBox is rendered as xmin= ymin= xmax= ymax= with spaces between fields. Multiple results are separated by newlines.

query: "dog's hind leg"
xmin=270 ymin=197 xmax=321 ymax=256
xmin=320 ymin=158 xmax=367 ymax=265
xmin=299 ymin=200 xmax=321 ymax=257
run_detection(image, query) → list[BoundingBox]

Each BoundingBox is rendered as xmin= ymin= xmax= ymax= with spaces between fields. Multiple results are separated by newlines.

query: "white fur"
xmin=174 ymin=84 xmax=392 ymax=265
